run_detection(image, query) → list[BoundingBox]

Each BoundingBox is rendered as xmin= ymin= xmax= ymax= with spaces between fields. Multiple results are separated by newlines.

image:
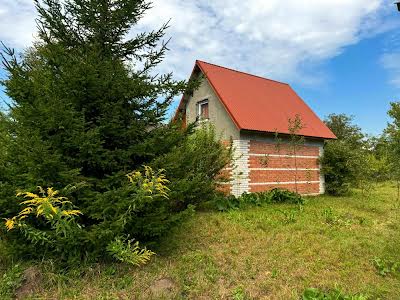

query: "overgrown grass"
xmin=1 ymin=183 xmax=400 ymax=299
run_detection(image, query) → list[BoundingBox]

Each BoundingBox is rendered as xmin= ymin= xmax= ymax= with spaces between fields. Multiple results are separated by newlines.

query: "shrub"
xmin=84 ymin=165 xmax=180 ymax=254
xmin=151 ymin=124 xmax=232 ymax=208
xmin=2 ymin=166 xmax=176 ymax=264
xmin=269 ymin=188 xmax=305 ymax=205
xmin=321 ymin=141 xmax=364 ymax=196
xmin=3 ymin=187 xmax=83 ymax=262
xmin=210 ymin=188 xmax=304 ymax=211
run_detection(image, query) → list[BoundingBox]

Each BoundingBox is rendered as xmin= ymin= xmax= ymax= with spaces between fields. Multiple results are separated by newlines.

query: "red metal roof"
xmin=180 ymin=60 xmax=336 ymax=139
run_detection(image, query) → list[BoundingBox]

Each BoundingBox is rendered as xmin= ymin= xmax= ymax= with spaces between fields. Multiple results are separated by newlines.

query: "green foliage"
xmin=84 ymin=165 xmax=179 ymax=253
xmin=106 ymin=238 xmax=155 ymax=267
xmin=321 ymin=114 xmax=372 ymax=196
xmin=373 ymin=257 xmax=399 ymax=277
xmin=151 ymin=124 xmax=231 ymax=207
xmin=269 ymin=188 xmax=305 ymax=205
xmin=0 ymin=0 xmax=226 ymax=265
xmin=302 ymin=288 xmax=368 ymax=300
xmin=2 ymin=187 xmax=83 ymax=263
xmin=0 ymin=264 xmax=23 ymax=299
xmin=231 ymin=286 xmax=247 ymax=300
xmin=279 ymin=209 xmax=298 ymax=224
xmin=324 ymin=114 xmax=365 ymax=146
xmin=385 ymin=102 xmax=400 ymax=199
xmin=287 ymin=114 xmax=306 ymax=194
xmin=211 ymin=189 xmax=304 ymax=212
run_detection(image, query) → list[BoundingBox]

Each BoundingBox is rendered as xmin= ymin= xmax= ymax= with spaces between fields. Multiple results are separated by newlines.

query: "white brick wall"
xmin=231 ymin=139 xmax=250 ymax=197
xmin=319 ymin=146 xmax=325 ymax=194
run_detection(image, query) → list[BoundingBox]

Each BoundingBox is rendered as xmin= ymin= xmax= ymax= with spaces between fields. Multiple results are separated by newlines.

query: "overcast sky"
xmin=1 ymin=0 xmax=400 ymax=135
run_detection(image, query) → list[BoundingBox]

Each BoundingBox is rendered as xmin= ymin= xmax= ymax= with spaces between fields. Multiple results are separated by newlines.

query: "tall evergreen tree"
xmin=0 ymin=0 xmax=187 ymax=211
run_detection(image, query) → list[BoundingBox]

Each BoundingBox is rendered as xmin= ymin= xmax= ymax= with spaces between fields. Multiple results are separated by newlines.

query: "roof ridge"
xmin=196 ymin=60 xmax=289 ymax=86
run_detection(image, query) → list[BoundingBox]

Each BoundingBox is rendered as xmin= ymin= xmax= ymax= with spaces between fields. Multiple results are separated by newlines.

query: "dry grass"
xmin=8 ymin=183 xmax=400 ymax=299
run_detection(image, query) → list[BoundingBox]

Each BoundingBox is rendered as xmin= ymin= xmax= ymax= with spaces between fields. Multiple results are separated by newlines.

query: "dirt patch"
xmin=15 ymin=266 xmax=42 ymax=300
xmin=148 ymin=277 xmax=177 ymax=297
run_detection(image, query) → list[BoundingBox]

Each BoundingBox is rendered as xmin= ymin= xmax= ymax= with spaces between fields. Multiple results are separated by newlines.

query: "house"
xmin=175 ymin=60 xmax=336 ymax=196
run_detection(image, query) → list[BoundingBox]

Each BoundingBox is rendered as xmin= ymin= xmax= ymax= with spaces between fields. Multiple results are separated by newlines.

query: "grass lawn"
xmin=1 ymin=183 xmax=400 ymax=299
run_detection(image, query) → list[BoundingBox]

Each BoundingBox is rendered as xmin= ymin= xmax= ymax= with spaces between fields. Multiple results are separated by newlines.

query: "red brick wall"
xmin=249 ymin=141 xmax=319 ymax=156
xmin=249 ymin=169 xmax=320 ymax=182
xmin=249 ymin=156 xmax=319 ymax=169
xmin=248 ymin=140 xmax=321 ymax=195
xmin=250 ymin=183 xmax=319 ymax=194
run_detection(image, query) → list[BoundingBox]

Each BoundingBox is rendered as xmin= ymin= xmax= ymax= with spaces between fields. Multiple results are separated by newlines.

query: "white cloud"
xmin=134 ymin=0 xmax=390 ymax=84
xmin=381 ymin=52 xmax=400 ymax=86
xmin=0 ymin=0 xmax=37 ymax=48
xmin=0 ymin=0 xmax=392 ymax=85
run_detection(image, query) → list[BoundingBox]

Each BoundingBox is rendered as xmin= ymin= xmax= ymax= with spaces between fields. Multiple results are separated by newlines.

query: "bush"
xmin=2 ymin=187 xmax=83 ymax=263
xmin=321 ymin=141 xmax=363 ymax=196
xmin=269 ymin=188 xmax=304 ymax=205
xmin=2 ymin=166 xmax=180 ymax=264
xmin=210 ymin=188 xmax=304 ymax=212
xmin=151 ymin=124 xmax=232 ymax=208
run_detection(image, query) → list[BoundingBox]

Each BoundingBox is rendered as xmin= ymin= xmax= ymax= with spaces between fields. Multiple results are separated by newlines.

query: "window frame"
xmin=197 ymin=99 xmax=209 ymax=121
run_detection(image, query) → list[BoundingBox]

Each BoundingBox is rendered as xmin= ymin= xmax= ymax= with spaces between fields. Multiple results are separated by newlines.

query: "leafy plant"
xmin=0 ymin=264 xmax=23 ymax=299
xmin=4 ymin=187 xmax=81 ymax=237
xmin=280 ymin=209 xmax=298 ymax=224
xmin=211 ymin=188 xmax=304 ymax=212
xmin=302 ymin=288 xmax=368 ymax=300
xmin=373 ymin=257 xmax=399 ymax=277
xmin=106 ymin=238 xmax=155 ymax=267
xmin=269 ymin=188 xmax=305 ymax=205
xmin=151 ymin=124 xmax=232 ymax=207
xmin=231 ymin=286 xmax=247 ymax=300
xmin=288 ymin=114 xmax=306 ymax=194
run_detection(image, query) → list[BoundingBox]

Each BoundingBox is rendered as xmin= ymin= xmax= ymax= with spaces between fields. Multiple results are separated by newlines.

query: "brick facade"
xmin=223 ymin=139 xmax=324 ymax=196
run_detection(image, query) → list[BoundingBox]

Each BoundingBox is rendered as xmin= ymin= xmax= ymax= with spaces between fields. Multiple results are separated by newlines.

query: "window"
xmin=197 ymin=100 xmax=209 ymax=120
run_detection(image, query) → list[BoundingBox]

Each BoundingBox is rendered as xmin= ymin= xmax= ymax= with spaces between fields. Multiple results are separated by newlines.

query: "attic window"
xmin=197 ymin=99 xmax=209 ymax=120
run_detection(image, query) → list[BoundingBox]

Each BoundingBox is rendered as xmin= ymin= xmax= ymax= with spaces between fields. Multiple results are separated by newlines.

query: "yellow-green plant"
xmin=126 ymin=165 xmax=170 ymax=199
xmin=4 ymin=187 xmax=81 ymax=237
xmin=106 ymin=237 xmax=155 ymax=267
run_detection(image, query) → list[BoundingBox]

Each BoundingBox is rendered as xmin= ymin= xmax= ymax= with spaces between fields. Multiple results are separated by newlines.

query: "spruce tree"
xmin=0 ymin=0 xmax=186 ymax=209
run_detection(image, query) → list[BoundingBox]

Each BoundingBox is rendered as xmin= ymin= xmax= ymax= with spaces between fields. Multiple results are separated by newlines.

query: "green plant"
xmin=280 ymin=209 xmax=298 ymax=224
xmin=288 ymin=114 xmax=306 ymax=194
xmin=106 ymin=238 xmax=155 ymax=267
xmin=0 ymin=0 xmax=199 ymax=265
xmin=211 ymin=189 xmax=304 ymax=212
xmin=321 ymin=114 xmax=371 ymax=196
xmin=322 ymin=208 xmax=353 ymax=226
xmin=0 ymin=264 xmax=23 ymax=299
xmin=151 ymin=124 xmax=232 ymax=207
xmin=5 ymin=187 xmax=81 ymax=237
xmin=322 ymin=207 xmax=338 ymax=225
xmin=373 ymin=257 xmax=399 ymax=276
xmin=231 ymin=286 xmax=247 ymax=300
xmin=269 ymin=189 xmax=304 ymax=205
xmin=302 ymin=288 xmax=368 ymax=300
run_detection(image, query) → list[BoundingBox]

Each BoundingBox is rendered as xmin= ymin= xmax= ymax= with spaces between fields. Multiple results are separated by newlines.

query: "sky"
xmin=1 ymin=0 xmax=400 ymax=135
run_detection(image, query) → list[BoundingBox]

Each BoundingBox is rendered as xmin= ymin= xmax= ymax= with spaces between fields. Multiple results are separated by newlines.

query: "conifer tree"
xmin=0 ymin=0 xmax=187 ymax=213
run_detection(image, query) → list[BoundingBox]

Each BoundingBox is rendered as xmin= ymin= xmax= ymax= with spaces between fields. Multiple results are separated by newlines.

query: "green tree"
xmin=385 ymin=102 xmax=400 ymax=200
xmin=0 ymin=0 xmax=210 ymax=260
xmin=287 ymin=114 xmax=305 ymax=194
xmin=321 ymin=114 xmax=367 ymax=195
xmin=324 ymin=113 xmax=364 ymax=146
xmin=0 ymin=0 xmax=187 ymax=208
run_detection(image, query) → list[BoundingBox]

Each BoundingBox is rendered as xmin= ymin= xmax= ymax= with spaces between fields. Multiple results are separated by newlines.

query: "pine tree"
xmin=0 ymin=0 xmax=187 ymax=212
